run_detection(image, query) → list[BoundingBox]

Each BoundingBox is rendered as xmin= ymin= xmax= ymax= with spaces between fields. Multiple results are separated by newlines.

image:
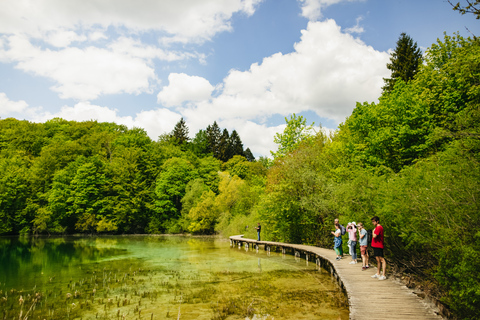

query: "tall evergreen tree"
xmin=244 ymin=148 xmax=255 ymax=162
xmin=171 ymin=118 xmax=189 ymax=145
xmin=382 ymin=33 xmax=422 ymax=93
xmin=229 ymin=130 xmax=244 ymax=157
xmin=218 ymin=129 xmax=232 ymax=162
xmin=206 ymin=121 xmax=221 ymax=158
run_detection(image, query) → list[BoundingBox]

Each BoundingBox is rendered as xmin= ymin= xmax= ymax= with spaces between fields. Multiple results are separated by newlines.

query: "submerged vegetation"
xmin=0 ymin=33 xmax=479 ymax=318
xmin=0 ymin=236 xmax=348 ymax=320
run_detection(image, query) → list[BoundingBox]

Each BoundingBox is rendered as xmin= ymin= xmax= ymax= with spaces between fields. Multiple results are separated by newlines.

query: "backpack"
xmin=339 ymin=224 xmax=346 ymax=236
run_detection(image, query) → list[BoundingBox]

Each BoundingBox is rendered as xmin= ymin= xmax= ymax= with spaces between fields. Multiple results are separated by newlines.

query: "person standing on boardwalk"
xmin=357 ymin=222 xmax=370 ymax=270
xmin=334 ymin=218 xmax=346 ymax=257
xmin=255 ymin=223 xmax=261 ymax=241
xmin=332 ymin=224 xmax=343 ymax=260
xmin=347 ymin=222 xmax=358 ymax=264
xmin=370 ymin=216 xmax=386 ymax=280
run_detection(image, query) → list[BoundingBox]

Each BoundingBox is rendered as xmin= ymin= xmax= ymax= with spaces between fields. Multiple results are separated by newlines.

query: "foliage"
xmin=270 ymin=113 xmax=315 ymax=159
xmin=449 ymin=0 xmax=480 ymax=19
xmin=171 ymin=117 xmax=189 ymax=146
xmin=383 ymin=33 xmax=422 ymax=93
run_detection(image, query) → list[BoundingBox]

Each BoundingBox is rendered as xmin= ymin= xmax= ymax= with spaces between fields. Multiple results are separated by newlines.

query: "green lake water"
xmin=0 ymin=235 xmax=348 ymax=319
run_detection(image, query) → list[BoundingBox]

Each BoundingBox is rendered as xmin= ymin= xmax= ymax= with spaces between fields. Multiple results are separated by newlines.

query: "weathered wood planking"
xmin=229 ymin=235 xmax=443 ymax=320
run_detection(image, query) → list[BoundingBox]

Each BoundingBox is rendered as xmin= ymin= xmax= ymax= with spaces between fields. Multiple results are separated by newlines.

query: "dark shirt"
xmin=257 ymin=225 xmax=261 ymax=232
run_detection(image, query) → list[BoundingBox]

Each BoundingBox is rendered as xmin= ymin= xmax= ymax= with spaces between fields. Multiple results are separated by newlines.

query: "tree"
xmin=218 ymin=129 xmax=232 ymax=162
xmin=229 ymin=130 xmax=244 ymax=157
xmin=206 ymin=121 xmax=221 ymax=159
xmin=151 ymin=157 xmax=198 ymax=232
xmin=190 ymin=129 xmax=209 ymax=156
xmin=383 ymin=33 xmax=422 ymax=93
xmin=449 ymin=0 xmax=480 ymax=19
xmin=171 ymin=117 xmax=189 ymax=145
xmin=270 ymin=113 xmax=315 ymax=159
xmin=244 ymin=148 xmax=255 ymax=162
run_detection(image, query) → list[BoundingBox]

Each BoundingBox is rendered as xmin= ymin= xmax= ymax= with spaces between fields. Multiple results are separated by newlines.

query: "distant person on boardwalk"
xmin=357 ymin=222 xmax=370 ymax=270
xmin=370 ymin=216 xmax=386 ymax=280
xmin=255 ymin=223 xmax=261 ymax=241
xmin=332 ymin=224 xmax=343 ymax=260
xmin=334 ymin=218 xmax=346 ymax=257
xmin=347 ymin=222 xmax=358 ymax=264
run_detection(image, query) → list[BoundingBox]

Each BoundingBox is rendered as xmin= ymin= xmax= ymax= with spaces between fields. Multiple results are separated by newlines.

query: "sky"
xmin=0 ymin=0 xmax=478 ymax=158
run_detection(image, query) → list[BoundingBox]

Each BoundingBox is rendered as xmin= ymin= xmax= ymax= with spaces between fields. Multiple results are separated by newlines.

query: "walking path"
xmin=229 ymin=235 xmax=443 ymax=320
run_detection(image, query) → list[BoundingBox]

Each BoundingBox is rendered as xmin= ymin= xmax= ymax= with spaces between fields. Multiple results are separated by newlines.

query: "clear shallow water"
xmin=0 ymin=235 xmax=348 ymax=319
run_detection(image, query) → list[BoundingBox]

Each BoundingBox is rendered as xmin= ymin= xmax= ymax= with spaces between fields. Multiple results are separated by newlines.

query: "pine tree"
xmin=382 ymin=33 xmax=422 ymax=93
xmin=206 ymin=121 xmax=221 ymax=158
xmin=229 ymin=130 xmax=244 ymax=157
xmin=244 ymin=148 xmax=255 ymax=162
xmin=218 ymin=129 xmax=232 ymax=162
xmin=171 ymin=118 xmax=189 ymax=145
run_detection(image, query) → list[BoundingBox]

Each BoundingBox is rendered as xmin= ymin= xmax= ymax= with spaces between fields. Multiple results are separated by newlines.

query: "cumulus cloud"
xmin=157 ymin=73 xmax=215 ymax=107
xmin=298 ymin=0 xmax=363 ymax=21
xmin=0 ymin=34 xmax=207 ymax=100
xmin=29 ymin=102 xmax=182 ymax=141
xmin=345 ymin=16 xmax=365 ymax=34
xmin=0 ymin=0 xmax=263 ymax=43
xmin=178 ymin=20 xmax=389 ymax=126
xmin=0 ymin=93 xmax=28 ymax=116
xmin=0 ymin=0 xmax=262 ymax=101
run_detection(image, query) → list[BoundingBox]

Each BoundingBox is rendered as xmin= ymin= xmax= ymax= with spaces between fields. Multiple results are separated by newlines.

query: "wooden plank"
xmin=230 ymin=235 xmax=444 ymax=320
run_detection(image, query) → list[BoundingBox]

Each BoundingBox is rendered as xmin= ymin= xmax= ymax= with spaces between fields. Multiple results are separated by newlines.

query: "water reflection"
xmin=0 ymin=236 xmax=348 ymax=319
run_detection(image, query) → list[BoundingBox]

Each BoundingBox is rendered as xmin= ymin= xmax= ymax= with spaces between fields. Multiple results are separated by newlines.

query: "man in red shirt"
xmin=371 ymin=216 xmax=386 ymax=280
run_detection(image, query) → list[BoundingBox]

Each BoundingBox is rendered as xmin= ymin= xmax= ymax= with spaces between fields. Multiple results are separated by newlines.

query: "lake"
xmin=0 ymin=235 xmax=348 ymax=319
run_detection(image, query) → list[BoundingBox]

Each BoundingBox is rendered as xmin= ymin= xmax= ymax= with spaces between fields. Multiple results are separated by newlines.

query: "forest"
xmin=0 ymin=33 xmax=479 ymax=318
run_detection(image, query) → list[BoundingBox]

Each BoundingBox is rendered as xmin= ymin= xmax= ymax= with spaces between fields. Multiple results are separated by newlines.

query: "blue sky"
xmin=0 ymin=0 xmax=478 ymax=157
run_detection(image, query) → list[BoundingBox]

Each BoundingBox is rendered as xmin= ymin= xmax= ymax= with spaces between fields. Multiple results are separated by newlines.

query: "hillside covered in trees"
xmin=1 ymin=33 xmax=479 ymax=318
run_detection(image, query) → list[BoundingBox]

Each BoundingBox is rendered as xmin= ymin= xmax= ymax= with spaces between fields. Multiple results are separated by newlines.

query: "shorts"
xmin=360 ymin=245 xmax=368 ymax=256
xmin=373 ymin=247 xmax=384 ymax=257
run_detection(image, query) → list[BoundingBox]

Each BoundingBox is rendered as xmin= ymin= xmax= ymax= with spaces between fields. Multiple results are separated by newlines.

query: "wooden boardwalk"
xmin=230 ymin=235 xmax=443 ymax=320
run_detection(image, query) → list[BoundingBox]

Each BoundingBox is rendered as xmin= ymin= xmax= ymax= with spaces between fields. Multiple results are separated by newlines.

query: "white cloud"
xmin=0 ymin=0 xmax=263 ymax=44
xmin=29 ymin=101 xmax=182 ymax=141
xmin=298 ymin=0 xmax=361 ymax=21
xmin=0 ymin=0 xmax=262 ymax=101
xmin=45 ymin=30 xmax=88 ymax=48
xmin=0 ymin=93 xmax=28 ymax=116
xmin=178 ymin=20 xmax=389 ymax=126
xmin=0 ymin=35 xmax=162 ymax=100
xmin=157 ymin=73 xmax=215 ymax=107
xmin=345 ymin=16 xmax=364 ymax=34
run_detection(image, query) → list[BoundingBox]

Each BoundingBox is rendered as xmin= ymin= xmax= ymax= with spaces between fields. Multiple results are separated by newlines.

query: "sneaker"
xmin=336 ymin=257 xmax=341 ymax=260
xmin=349 ymin=261 xmax=356 ymax=264
xmin=365 ymin=265 xmax=370 ymax=269
xmin=378 ymin=275 xmax=386 ymax=281
xmin=362 ymin=266 xmax=367 ymax=271
xmin=371 ymin=274 xmax=379 ymax=278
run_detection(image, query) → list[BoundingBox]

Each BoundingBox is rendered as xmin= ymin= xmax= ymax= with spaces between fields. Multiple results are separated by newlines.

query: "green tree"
xmin=190 ymin=129 xmax=209 ymax=156
xmin=218 ymin=129 xmax=232 ymax=162
xmin=150 ymin=157 xmax=198 ymax=232
xmin=244 ymin=148 xmax=255 ymax=162
xmin=171 ymin=117 xmax=189 ymax=146
xmin=229 ymin=130 xmax=244 ymax=157
xmin=71 ymin=156 xmax=110 ymax=234
xmin=206 ymin=121 xmax=221 ymax=159
xmin=271 ymin=113 xmax=315 ymax=159
xmin=187 ymin=190 xmax=219 ymax=234
xmin=382 ymin=33 xmax=422 ymax=93
xmin=0 ymin=155 xmax=30 ymax=234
